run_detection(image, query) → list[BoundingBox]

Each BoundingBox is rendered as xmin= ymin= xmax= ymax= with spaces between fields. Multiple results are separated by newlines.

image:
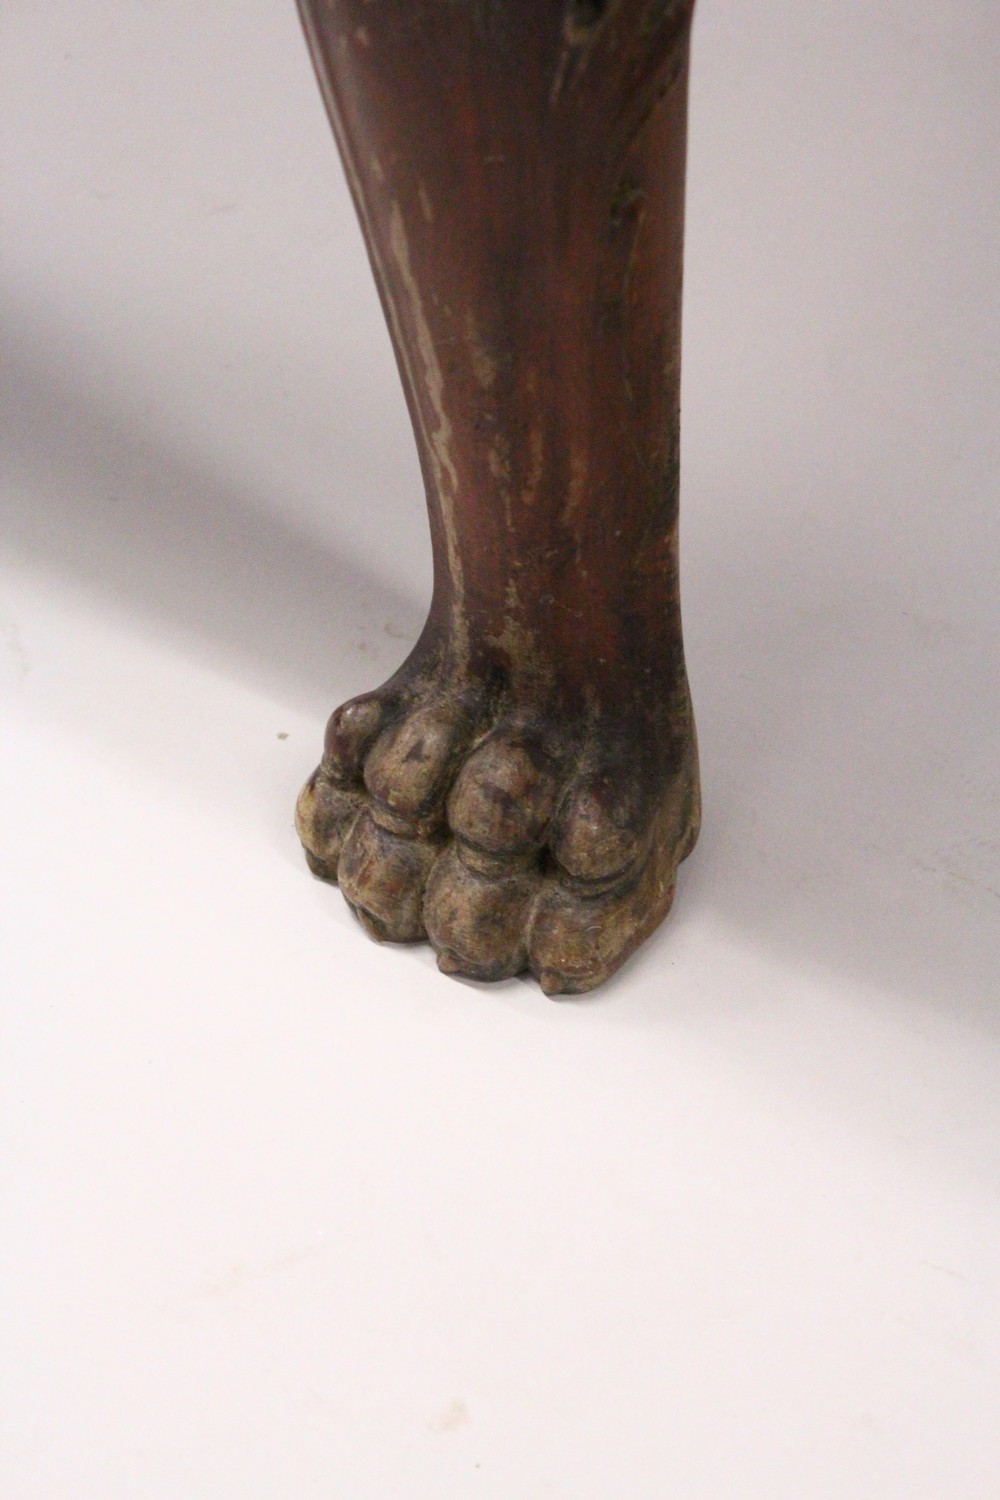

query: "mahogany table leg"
xmin=294 ymin=0 xmax=700 ymax=994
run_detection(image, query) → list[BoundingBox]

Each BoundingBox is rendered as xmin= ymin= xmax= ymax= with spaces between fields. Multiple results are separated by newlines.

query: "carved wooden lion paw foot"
xmin=296 ymin=674 xmax=699 ymax=996
xmin=293 ymin=0 xmax=700 ymax=994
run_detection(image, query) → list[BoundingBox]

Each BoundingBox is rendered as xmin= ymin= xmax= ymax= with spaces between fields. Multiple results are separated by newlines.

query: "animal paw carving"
xmin=297 ymin=676 xmax=699 ymax=996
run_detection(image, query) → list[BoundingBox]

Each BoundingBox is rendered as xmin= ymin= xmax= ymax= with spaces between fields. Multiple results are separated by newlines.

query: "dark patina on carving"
xmin=295 ymin=0 xmax=700 ymax=994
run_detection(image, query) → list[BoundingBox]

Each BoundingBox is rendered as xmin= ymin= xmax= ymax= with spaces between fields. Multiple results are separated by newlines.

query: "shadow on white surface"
xmin=2 ymin=317 xmax=421 ymax=719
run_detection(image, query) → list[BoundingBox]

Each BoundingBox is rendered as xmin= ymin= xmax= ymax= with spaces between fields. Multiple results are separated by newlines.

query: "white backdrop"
xmin=2 ymin=2 xmax=998 ymax=1495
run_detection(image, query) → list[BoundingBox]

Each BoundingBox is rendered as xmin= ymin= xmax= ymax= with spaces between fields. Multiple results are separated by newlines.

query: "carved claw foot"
xmin=296 ymin=665 xmax=699 ymax=996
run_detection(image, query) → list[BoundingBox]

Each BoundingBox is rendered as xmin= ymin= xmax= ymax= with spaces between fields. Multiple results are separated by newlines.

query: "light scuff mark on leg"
xmin=489 ymin=579 xmax=553 ymax=695
xmin=464 ymin=308 xmax=498 ymax=391
xmin=562 ymin=446 xmax=589 ymax=531
xmin=520 ymin=424 xmax=546 ymax=509
xmin=487 ymin=438 xmax=510 ymax=484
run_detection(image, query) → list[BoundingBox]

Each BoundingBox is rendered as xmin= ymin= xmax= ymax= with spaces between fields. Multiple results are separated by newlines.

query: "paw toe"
xmin=295 ymin=769 xmax=365 ymax=880
xmin=528 ymin=859 xmax=676 ymax=994
xmin=549 ymin=771 xmax=647 ymax=885
xmin=447 ymin=730 xmax=561 ymax=854
xmin=423 ymin=844 xmax=538 ymax=982
xmin=338 ymin=810 xmax=439 ymax=943
xmin=323 ymin=692 xmax=397 ymax=783
xmin=364 ymin=698 xmax=472 ymax=829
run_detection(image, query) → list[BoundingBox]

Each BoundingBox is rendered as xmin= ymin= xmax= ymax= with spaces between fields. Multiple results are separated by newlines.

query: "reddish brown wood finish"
xmin=295 ymin=0 xmax=700 ymax=994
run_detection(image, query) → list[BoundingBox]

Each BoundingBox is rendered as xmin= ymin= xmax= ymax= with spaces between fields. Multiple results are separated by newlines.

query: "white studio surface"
xmin=2 ymin=2 xmax=998 ymax=1496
